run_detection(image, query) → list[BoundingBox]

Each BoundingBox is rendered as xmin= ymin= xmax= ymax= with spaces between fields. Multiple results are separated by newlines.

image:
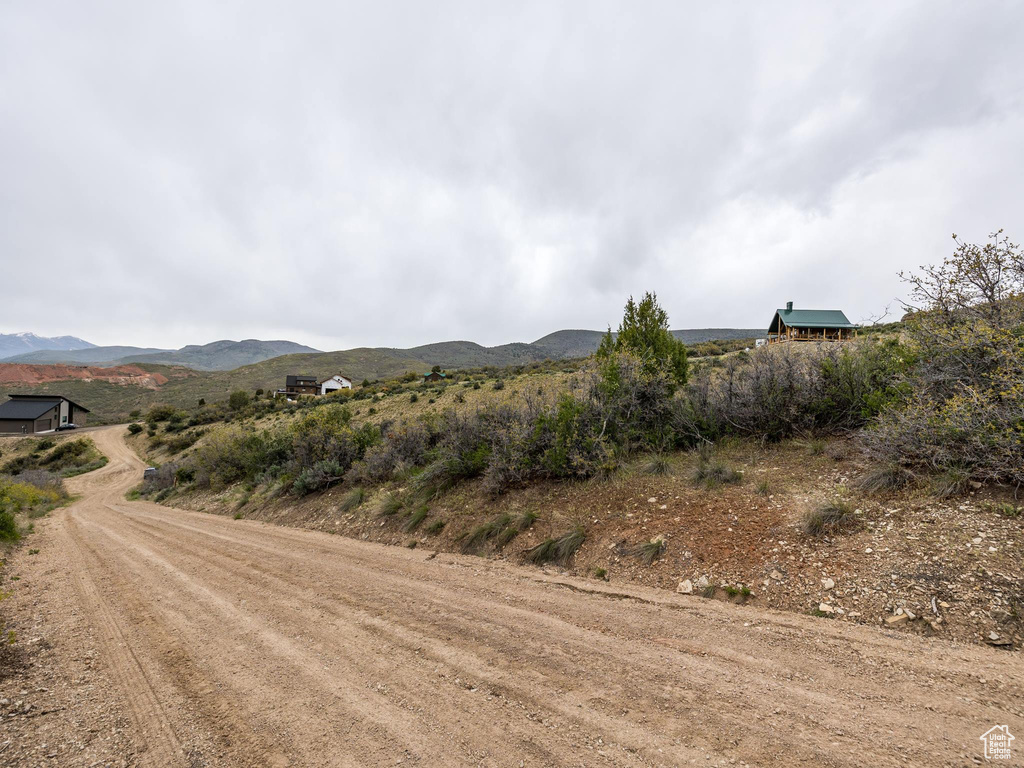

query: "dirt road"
xmin=5 ymin=425 xmax=1022 ymax=767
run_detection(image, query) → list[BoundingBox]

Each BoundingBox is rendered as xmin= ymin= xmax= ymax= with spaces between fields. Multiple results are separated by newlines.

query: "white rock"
xmin=677 ymin=579 xmax=693 ymax=595
xmin=821 ymin=577 xmax=835 ymax=590
xmin=769 ymin=570 xmax=783 ymax=581
xmin=818 ymin=603 xmax=835 ymax=614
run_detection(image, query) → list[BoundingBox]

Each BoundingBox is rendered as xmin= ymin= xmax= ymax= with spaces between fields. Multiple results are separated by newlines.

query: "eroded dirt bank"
xmin=1 ymin=426 xmax=1022 ymax=767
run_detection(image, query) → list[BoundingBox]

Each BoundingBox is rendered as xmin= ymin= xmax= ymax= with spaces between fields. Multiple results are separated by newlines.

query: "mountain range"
xmin=1 ymin=339 xmax=321 ymax=370
xmin=0 ymin=332 xmax=95 ymax=359
xmin=1 ymin=328 xmax=762 ymax=373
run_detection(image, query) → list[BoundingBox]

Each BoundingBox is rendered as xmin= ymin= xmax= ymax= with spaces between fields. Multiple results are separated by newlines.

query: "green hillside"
xmin=1 ymin=327 xmax=766 ymax=422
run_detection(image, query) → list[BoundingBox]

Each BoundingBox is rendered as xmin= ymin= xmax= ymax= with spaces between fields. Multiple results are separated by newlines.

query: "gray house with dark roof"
xmin=0 ymin=395 xmax=90 ymax=434
xmin=768 ymin=302 xmax=858 ymax=344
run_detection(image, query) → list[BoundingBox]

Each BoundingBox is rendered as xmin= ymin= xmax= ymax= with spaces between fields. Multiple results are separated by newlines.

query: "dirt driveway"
xmin=2 ymin=425 xmax=1022 ymax=767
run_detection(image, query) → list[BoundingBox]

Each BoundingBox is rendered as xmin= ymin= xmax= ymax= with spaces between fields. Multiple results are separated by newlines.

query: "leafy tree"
xmin=431 ymin=364 xmax=442 ymax=373
xmin=598 ymin=292 xmax=688 ymax=384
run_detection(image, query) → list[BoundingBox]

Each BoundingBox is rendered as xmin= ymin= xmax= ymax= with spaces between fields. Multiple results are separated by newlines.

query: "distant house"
xmin=768 ymin=301 xmax=858 ymax=344
xmin=0 ymin=394 xmax=90 ymax=434
xmin=423 ymin=371 xmax=446 ymax=382
xmin=320 ymin=374 xmax=353 ymax=395
xmin=277 ymin=374 xmax=319 ymax=398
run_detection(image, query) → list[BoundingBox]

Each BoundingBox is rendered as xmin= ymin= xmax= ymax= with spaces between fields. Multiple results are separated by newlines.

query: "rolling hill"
xmin=120 ymin=339 xmax=321 ymax=370
xmin=0 ymin=327 xmax=764 ymax=422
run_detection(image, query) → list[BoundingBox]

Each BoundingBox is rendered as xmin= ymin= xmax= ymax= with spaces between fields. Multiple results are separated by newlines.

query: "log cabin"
xmin=767 ymin=302 xmax=858 ymax=344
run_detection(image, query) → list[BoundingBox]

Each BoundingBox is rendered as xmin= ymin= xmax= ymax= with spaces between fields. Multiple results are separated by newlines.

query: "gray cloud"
xmin=2 ymin=1 xmax=1022 ymax=350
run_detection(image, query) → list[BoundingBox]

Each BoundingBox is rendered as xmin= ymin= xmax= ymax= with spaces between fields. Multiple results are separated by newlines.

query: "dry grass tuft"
xmin=801 ymin=501 xmax=859 ymax=537
xmin=853 ymin=465 xmax=913 ymax=494
xmin=524 ymin=526 xmax=586 ymax=566
xmin=632 ymin=536 xmax=666 ymax=565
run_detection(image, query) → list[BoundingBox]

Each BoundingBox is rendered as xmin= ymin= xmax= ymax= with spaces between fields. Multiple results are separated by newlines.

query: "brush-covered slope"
xmin=5 ymin=346 xmax=171 ymax=365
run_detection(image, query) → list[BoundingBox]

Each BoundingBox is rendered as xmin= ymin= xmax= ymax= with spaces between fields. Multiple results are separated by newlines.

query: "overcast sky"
xmin=1 ymin=1 xmax=1022 ymax=351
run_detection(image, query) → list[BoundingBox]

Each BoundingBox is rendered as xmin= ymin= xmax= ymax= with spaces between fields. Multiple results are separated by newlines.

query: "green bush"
xmin=0 ymin=510 xmax=18 ymax=542
xmin=127 ymin=423 xmax=144 ymax=435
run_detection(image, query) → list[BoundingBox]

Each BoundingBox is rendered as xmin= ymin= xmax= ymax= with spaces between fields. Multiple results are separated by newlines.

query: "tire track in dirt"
xmin=56 ymin=511 xmax=185 ymax=767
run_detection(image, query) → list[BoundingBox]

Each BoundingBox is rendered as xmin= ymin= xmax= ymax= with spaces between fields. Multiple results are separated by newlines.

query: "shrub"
xmin=147 ymin=404 xmax=177 ymax=422
xmin=524 ymin=526 xmax=585 ymax=566
xmin=228 ymin=390 xmax=251 ymax=410
xmin=863 ymin=231 xmax=1024 ymax=486
xmin=493 ymin=380 xmax=505 ymax=391
xmin=0 ymin=510 xmax=19 ymax=542
xmin=801 ymin=501 xmax=859 ymax=537
xmin=128 ymin=423 xmax=144 ymax=435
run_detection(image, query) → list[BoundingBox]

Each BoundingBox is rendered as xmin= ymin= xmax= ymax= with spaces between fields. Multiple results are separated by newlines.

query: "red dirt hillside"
xmin=0 ymin=363 xmax=168 ymax=388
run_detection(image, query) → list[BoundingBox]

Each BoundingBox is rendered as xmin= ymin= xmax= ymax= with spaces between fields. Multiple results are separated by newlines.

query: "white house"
xmin=320 ymin=374 xmax=353 ymax=395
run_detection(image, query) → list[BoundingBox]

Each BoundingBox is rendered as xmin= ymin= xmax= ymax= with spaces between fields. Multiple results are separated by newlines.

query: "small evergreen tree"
xmin=598 ymin=292 xmax=688 ymax=384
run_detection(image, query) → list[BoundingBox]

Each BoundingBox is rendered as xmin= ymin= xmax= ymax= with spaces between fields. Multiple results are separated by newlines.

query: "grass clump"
xmin=853 ymin=465 xmax=913 ymax=494
xmin=691 ymin=458 xmax=742 ymax=490
xmin=340 ymin=487 xmax=366 ymax=512
xmin=426 ymin=518 xmax=446 ymax=534
xmin=800 ymin=500 xmax=859 ymax=537
xmin=233 ymin=511 xmax=244 ymax=520
xmin=593 ymin=567 xmax=607 ymax=580
xmin=524 ymin=526 xmax=586 ymax=566
xmin=929 ymin=468 xmax=971 ymax=499
xmin=402 ymin=504 xmax=429 ymax=532
xmin=461 ymin=513 xmax=514 ymax=553
xmin=641 ymin=456 xmax=671 ymax=476
xmin=632 ymin=536 xmax=666 ymax=565
xmin=376 ymin=493 xmax=403 ymax=517
xmin=755 ymin=478 xmax=772 ymax=496
xmin=804 ymin=439 xmax=826 ymax=456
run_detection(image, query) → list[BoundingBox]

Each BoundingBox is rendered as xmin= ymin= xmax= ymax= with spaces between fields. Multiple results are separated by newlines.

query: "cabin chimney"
xmin=786 ymin=301 xmax=793 ymax=311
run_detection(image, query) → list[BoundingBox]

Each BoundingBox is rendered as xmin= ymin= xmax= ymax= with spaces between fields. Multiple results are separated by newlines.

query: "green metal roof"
xmin=423 ymin=371 xmax=446 ymax=377
xmin=770 ymin=308 xmax=857 ymax=330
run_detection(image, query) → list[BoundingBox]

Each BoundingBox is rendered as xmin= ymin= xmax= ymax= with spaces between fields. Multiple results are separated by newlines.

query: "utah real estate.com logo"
xmin=980 ymin=725 xmax=1014 ymax=761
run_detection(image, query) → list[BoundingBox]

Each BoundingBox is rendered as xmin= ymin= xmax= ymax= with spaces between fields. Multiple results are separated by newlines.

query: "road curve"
xmin=34 ymin=426 xmax=1024 ymax=766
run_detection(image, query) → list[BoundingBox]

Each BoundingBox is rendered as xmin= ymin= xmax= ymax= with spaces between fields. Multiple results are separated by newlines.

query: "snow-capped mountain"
xmin=0 ymin=332 xmax=96 ymax=360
